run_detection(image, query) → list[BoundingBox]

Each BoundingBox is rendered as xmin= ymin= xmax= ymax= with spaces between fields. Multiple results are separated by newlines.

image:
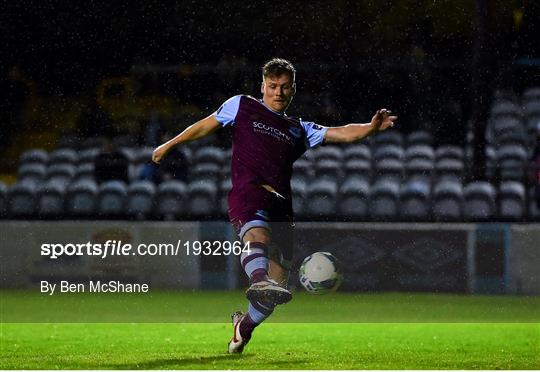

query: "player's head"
xmin=261 ymin=58 xmax=296 ymax=113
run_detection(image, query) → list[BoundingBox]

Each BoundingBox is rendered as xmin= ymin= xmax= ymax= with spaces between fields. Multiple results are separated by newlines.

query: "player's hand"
xmin=152 ymin=144 xmax=170 ymax=164
xmin=371 ymin=109 xmax=397 ymax=132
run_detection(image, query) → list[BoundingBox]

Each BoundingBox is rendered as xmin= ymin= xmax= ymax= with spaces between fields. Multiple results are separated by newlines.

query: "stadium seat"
xmin=337 ymin=176 xmax=369 ymax=220
xmin=344 ymin=159 xmax=371 ymax=183
xmin=369 ymin=180 xmax=400 ymax=220
xmin=19 ymin=149 xmax=48 ymax=165
xmin=18 ymin=163 xmax=46 ymax=184
xmin=74 ymin=163 xmax=95 ymax=182
xmin=404 ymin=145 xmax=435 ymax=162
xmin=523 ymin=101 xmax=540 ymax=118
xmin=488 ymin=118 xmax=524 ymax=140
xmin=374 ymin=159 xmax=403 ymax=184
xmin=373 ymin=145 xmax=404 ymax=162
xmin=405 ymin=159 xmax=434 ymax=183
xmin=343 ymin=144 xmax=371 ymax=162
xmin=77 ymin=148 xmax=100 ymax=165
xmin=7 ymin=181 xmax=38 ymax=218
xmin=406 ymin=131 xmax=433 ymax=147
xmin=432 ymin=180 xmax=463 ymax=221
xmin=371 ymin=131 xmax=404 ymax=148
xmin=36 ymin=180 xmax=66 ymax=218
xmin=495 ymin=145 xmax=528 ymax=181
xmin=0 ymin=182 xmax=7 ymax=218
xmin=494 ymin=131 xmax=528 ymax=149
xmin=315 ymin=159 xmax=343 ymax=182
xmin=154 ymin=180 xmax=187 ymax=220
xmin=311 ymin=146 xmax=343 ymax=163
xmin=194 ymin=146 xmax=224 ymax=165
xmin=522 ymin=87 xmax=540 ymax=104
xmin=292 ymin=158 xmax=313 ymax=183
xmin=435 ymin=146 xmax=464 ymax=162
xmin=187 ymin=180 xmax=218 ymax=218
xmin=490 ymin=100 xmax=521 ymax=120
xmin=65 ymin=179 xmax=98 ymax=218
xmin=126 ymin=181 xmax=156 ymax=220
xmin=464 ymin=181 xmax=496 ymax=221
xmin=132 ymin=147 xmax=154 ymax=180
xmin=305 ymin=179 xmax=338 ymax=219
xmin=97 ymin=180 xmax=127 ymax=218
xmin=291 ymin=178 xmax=307 ymax=217
xmin=46 ymin=163 xmax=76 ymax=185
xmin=498 ymin=182 xmax=526 ymax=220
xmin=192 ymin=162 xmax=220 ymax=183
xmin=48 ymin=148 xmax=78 ymax=165
xmin=400 ymin=180 xmax=431 ymax=221
xmin=434 ymin=159 xmax=464 ymax=183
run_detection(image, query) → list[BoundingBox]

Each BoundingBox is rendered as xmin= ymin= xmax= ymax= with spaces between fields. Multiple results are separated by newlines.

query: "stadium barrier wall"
xmin=1 ymin=221 xmax=539 ymax=294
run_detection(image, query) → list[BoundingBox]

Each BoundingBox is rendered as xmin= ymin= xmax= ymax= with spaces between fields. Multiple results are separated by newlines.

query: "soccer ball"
xmin=299 ymin=252 xmax=343 ymax=294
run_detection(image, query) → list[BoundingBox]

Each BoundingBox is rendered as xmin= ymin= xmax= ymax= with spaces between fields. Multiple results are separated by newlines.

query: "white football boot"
xmin=228 ymin=311 xmax=251 ymax=354
xmin=245 ymin=278 xmax=292 ymax=305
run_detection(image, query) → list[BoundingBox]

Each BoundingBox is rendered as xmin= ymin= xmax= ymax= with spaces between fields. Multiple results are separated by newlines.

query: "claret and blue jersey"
xmin=214 ymin=95 xmax=328 ymax=198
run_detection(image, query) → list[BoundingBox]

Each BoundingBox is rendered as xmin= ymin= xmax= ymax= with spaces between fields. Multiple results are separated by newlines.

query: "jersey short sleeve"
xmin=300 ymin=120 xmax=328 ymax=149
xmin=213 ymin=95 xmax=241 ymax=127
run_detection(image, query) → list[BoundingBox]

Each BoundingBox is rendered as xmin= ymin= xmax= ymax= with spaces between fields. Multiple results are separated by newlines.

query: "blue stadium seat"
xmin=406 ymin=131 xmax=433 ymax=147
xmin=154 ymin=180 xmax=187 ymax=220
xmin=292 ymin=158 xmax=313 ymax=183
xmin=132 ymin=147 xmax=154 ymax=180
xmin=344 ymin=159 xmax=371 ymax=183
xmin=337 ymin=176 xmax=370 ymax=220
xmin=74 ymin=163 xmax=95 ymax=182
xmin=373 ymin=145 xmax=404 ymax=162
xmin=435 ymin=146 xmax=464 ymax=162
xmin=434 ymin=159 xmax=464 ymax=183
xmin=97 ymin=181 xmax=127 ymax=218
xmin=371 ymin=131 xmax=404 ymax=148
xmin=46 ymin=163 xmax=76 ymax=185
xmin=194 ymin=146 xmax=224 ymax=165
xmin=498 ymin=181 xmax=525 ymax=220
xmin=343 ymin=144 xmax=371 ymax=162
xmin=305 ymin=179 xmax=338 ymax=219
xmin=78 ymin=148 xmax=100 ymax=165
xmin=291 ymin=178 xmax=307 ymax=217
xmin=374 ymin=159 xmax=403 ymax=184
xmin=36 ymin=180 xmax=66 ymax=218
xmin=490 ymin=101 xmax=521 ymax=120
xmin=315 ymin=159 xmax=343 ymax=182
xmin=7 ymin=181 xmax=38 ymax=218
xmin=432 ymin=180 xmax=463 ymax=221
xmin=18 ymin=163 xmax=46 ymax=184
xmin=405 ymin=159 xmax=434 ymax=183
xmin=311 ymin=146 xmax=343 ymax=163
xmin=495 ymin=145 xmax=528 ymax=181
xmin=464 ymin=181 xmax=496 ymax=221
xmin=370 ymin=180 xmax=400 ymax=220
xmin=192 ymin=162 xmax=220 ymax=183
xmin=126 ymin=181 xmax=156 ymax=220
xmin=19 ymin=149 xmax=48 ymax=165
xmin=65 ymin=179 xmax=98 ymax=218
xmin=404 ymin=145 xmax=435 ymax=162
xmin=522 ymin=87 xmax=540 ymax=104
xmin=48 ymin=148 xmax=78 ymax=165
xmin=400 ymin=180 xmax=431 ymax=221
xmin=187 ymin=180 xmax=218 ymax=218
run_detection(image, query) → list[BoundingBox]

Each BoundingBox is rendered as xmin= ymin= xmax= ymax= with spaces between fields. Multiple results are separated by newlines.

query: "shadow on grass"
xmin=108 ymin=354 xmax=308 ymax=369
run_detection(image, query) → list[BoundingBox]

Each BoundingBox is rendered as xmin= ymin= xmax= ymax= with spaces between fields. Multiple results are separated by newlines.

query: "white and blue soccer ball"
xmin=299 ymin=252 xmax=343 ymax=294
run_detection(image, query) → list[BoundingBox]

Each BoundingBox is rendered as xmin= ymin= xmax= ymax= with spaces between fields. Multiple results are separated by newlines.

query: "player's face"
xmin=261 ymin=74 xmax=295 ymax=113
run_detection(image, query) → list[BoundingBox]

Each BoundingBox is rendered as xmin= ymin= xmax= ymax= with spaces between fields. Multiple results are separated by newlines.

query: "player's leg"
xmin=269 ymin=258 xmax=290 ymax=288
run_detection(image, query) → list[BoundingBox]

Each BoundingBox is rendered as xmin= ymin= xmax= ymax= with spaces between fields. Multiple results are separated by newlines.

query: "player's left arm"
xmin=324 ymin=109 xmax=397 ymax=143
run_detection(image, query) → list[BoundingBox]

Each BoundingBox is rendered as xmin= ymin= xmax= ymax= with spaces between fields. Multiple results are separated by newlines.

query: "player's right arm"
xmin=152 ymin=115 xmax=220 ymax=164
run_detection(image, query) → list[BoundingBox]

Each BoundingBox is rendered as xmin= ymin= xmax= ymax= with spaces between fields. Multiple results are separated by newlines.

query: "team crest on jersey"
xmin=288 ymin=126 xmax=302 ymax=139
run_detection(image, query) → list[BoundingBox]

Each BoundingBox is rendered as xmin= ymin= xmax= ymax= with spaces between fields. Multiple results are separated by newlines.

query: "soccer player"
xmin=152 ymin=58 xmax=397 ymax=353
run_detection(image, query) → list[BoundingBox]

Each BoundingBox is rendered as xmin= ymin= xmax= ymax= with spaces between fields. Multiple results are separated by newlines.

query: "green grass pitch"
xmin=1 ymin=291 xmax=539 ymax=369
